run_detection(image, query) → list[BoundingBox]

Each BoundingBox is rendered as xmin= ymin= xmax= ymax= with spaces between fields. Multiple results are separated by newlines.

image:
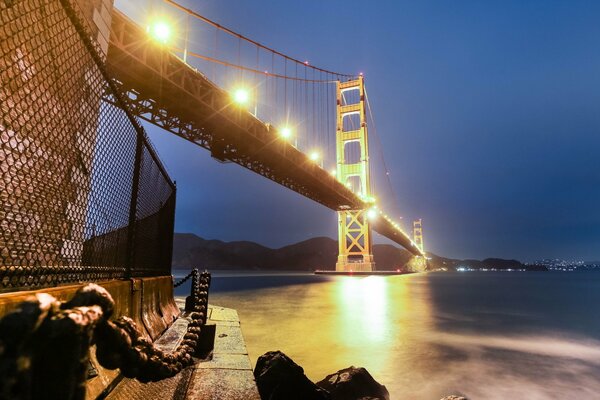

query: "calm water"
xmin=174 ymin=271 xmax=600 ymax=399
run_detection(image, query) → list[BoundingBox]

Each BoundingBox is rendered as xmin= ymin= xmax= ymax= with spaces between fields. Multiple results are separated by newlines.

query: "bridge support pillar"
xmin=335 ymin=209 xmax=375 ymax=272
xmin=335 ymin=77 xmax=375 ymax=272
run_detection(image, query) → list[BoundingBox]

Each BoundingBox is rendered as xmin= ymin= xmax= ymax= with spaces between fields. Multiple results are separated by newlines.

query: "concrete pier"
xmin=186 ymin=304 xmax=260 ymax=400
xmin=107 ymin=301 xmax=260 ymax=400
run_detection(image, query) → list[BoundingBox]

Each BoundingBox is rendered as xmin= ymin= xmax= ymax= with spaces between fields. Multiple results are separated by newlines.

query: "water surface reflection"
xmin=207 ymin=274 xmax=440 ymax=397
xmin=196 ymin=272 xmax=600 ymax=399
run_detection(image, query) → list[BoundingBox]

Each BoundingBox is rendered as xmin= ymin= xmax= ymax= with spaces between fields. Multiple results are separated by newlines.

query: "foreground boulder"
xmin=317 ymin=366 xmax=390 ymax=400
xmin=254 ymin=351 xmax=331 ymax=400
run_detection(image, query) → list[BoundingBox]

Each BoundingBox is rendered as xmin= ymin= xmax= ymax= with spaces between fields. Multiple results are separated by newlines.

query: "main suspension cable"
xmin=174 ymin=48 xmax=338 ymax=83
xmin=164 ymin=0 xmax=357 ymax=79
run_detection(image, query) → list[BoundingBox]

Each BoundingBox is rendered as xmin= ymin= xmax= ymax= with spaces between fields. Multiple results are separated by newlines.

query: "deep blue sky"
xmin=116 ymin=0 xmax=600 ymax=262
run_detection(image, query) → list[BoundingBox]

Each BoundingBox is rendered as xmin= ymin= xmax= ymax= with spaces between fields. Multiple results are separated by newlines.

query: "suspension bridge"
xmin=107 ymin=1 xmax=426 ymax=272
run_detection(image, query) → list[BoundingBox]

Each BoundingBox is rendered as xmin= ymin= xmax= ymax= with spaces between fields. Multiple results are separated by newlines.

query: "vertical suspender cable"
xmin=284 ymin=59 xmax=287 ymax=122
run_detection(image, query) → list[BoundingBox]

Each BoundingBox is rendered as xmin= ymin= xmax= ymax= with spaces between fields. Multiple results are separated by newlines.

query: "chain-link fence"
xmin=0 ymin=0 xmax=176 ymax=291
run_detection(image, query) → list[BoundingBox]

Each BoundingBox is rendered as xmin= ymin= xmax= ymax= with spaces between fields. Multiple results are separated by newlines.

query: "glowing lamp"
xmin=367 ymin=208 xmax=377 ymax=219
xmin=280 ymin=127 xmax=292 ymax=139
xmin=309 ymin=151 xmax=320 ymax=162
xmin=233 ymin=88 xmax=250 ymax=105
xmin=148 ymin=20 xmax=172 ymax=44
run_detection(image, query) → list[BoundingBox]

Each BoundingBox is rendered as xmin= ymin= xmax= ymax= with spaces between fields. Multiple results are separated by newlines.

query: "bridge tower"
xmin=413 ymin=219 xmax=424 ymax=253
xmin=335 ymin=76 xmax=375 ymax=272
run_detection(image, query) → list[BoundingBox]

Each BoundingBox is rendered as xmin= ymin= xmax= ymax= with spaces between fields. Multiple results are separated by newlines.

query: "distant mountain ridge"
xmin=172 ymin=233 xmax=529 ymax=271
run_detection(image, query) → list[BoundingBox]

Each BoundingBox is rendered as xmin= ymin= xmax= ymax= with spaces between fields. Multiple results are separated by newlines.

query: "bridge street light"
xmin=367 ymin=208 xmax=378 ymax=219
xmin=232 ymin=88 xmax=250 ymax=105
xmin=280 ymin=127 xmax=292 ymax=139
xmin=147 ymin=19 xmax=173 ymax=44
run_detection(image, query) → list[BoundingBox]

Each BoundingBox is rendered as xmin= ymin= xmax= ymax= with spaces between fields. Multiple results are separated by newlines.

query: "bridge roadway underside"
xmin=105 ymin=9 xmax=422 ymax=257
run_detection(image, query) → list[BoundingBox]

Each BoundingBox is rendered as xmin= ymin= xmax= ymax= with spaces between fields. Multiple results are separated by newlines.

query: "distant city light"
xmin=147 ymin=19 xmax=172 ymax=44
xmin=233 ymin=88 xmax=250 ymax=105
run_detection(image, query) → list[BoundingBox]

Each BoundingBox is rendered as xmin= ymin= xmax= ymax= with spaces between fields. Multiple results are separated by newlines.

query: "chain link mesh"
xmin=0 ymin=0 xmax=176 ymax=291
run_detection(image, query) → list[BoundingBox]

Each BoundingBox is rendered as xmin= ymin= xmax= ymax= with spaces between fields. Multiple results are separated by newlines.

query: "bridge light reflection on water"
xmin=338 ymin=277 xmax=388 ymax=343
xmin=202 ymin=272 xmax=600 ymax=398
xmin=209 ymin=274 xmax=436 ymax=396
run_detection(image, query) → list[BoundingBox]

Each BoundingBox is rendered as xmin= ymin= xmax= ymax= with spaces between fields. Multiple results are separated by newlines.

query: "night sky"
xmin=116 ymin=0 xmax=600 ymax=262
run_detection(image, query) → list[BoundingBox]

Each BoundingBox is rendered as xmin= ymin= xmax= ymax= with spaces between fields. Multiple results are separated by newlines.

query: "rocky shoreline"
xmin=253 ymin=350 xmax=466 ymax=400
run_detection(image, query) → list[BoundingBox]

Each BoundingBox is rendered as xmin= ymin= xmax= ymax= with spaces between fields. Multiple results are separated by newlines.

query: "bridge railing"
xmin=0 ymin=0 xmax=176 ymax=292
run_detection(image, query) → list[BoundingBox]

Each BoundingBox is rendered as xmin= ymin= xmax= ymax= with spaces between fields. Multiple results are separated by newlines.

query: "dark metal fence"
xmin=0 ymin=0 xmax=176 ymax=291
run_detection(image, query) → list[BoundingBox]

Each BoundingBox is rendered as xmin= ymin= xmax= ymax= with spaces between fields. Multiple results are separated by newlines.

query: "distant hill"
xmin=172 ymin=233 xmax=413 ymax=271
xmin=172 ymin=233 xmax=534 ymax=271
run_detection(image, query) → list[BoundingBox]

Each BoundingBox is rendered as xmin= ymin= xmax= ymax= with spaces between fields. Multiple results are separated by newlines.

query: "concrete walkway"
xmin=106 ymin=302 xmax=260 ymax=400
xmin=186 ymin=304 xmax=261 ymax=399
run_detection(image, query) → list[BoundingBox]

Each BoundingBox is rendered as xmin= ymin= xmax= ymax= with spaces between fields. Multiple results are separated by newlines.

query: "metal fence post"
xmin=126 ymin=131 xmax=144 ymax=278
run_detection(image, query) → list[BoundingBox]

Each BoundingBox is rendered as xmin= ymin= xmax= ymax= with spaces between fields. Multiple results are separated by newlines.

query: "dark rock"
xmin=440 ymin=396 xmax=468 ymax=400
xmin=317 ymin=366 xmax=389 ymax=400
xmin=254 ymin=351 xmax=330 ymax=400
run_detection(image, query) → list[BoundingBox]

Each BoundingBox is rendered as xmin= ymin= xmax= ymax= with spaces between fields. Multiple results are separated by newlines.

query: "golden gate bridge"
xmin=108 ymin=0 xmax=426 ymax=271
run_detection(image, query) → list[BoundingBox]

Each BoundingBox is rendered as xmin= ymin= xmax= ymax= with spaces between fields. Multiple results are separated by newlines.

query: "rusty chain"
xmin=0 ymin=272 xmax=211 ymax=400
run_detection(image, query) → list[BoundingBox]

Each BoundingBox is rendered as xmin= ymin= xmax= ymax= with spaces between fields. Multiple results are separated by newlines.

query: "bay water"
xmin=174 ymin=271 xmax=600 ymax=399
